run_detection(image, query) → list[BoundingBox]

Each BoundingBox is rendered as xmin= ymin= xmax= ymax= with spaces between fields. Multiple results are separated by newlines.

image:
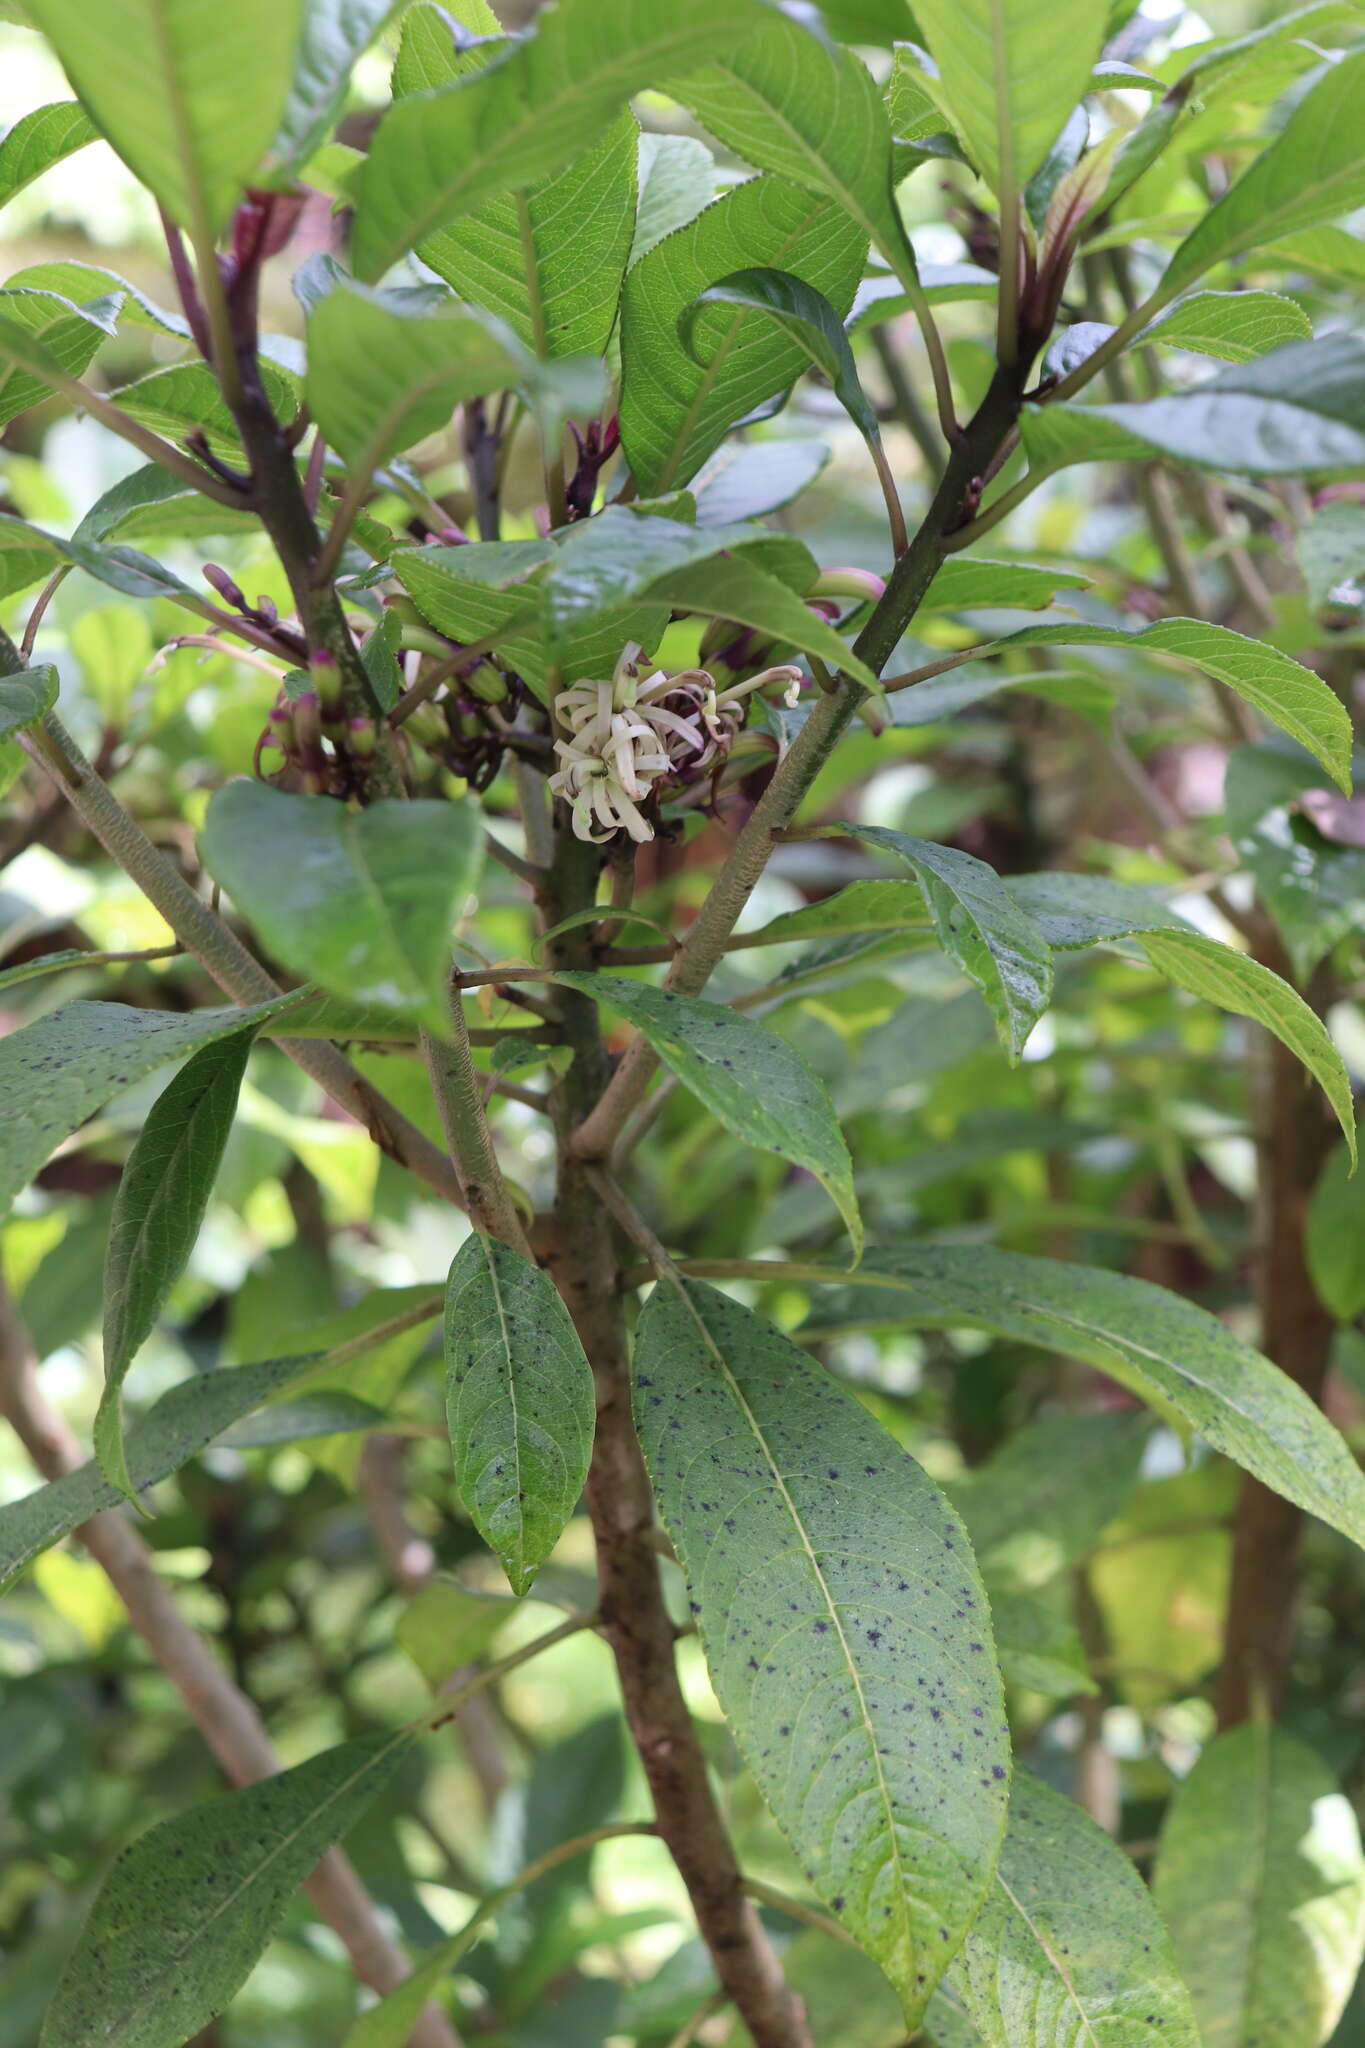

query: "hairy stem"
xmin=421 ymin=999 xmax=533 ymax=1254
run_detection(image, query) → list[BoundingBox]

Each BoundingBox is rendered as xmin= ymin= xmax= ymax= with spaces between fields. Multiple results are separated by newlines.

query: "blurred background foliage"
xmin=4 ymin=0 xmax=1365 ymax=2042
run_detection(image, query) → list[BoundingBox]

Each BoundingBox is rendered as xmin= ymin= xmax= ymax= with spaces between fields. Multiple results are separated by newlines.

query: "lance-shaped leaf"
xmin=918 ymin=559 xmax=1091 ymax=612
xmin=835 ymin=824 xmax=1053 ymax=1060
xmin=973 ymin=614 xmax=1354 ymax=791
xmin=443 ymin=1234 xmax=595 ymax=1596
xmin=0 ymin=1350 xmax=322 ymax=1591
xmin=0 ymin=102 xmax=97 ymax=212
xmin=0 ymin=287 xmax=119 ymax=429
xmin=201 ymin=784 xmax=483 ymax=1036
xmin=1144 ymin=289 xmax=1311 ymax=363
xmin=39 ymin=1730 xmax=415 ymax=2048
xmin=682 ymin=266 xmax=895 ymax=514
xmin=621 ymin=174 xmax=867 ymax=495
xmin=0 ymin=508 xmax=211 ymax=612
xmin=0 ymin=996 xmax=296 ymax=1219
xmin=97 ymin=1028 xmax=257 ymax=1504
xmin=1154 ymin=1723 xmax=1365 ymax=2048
xmin=802 ymin=1244 xmax=1365 ymax=1551
xmin=950 ymin=1772 xmax=1201 ymax=2048
xmin=1029 ymin=336 xmax=1365 ymax=486
xmin=265 ymin=0 xmax=400 ymax=177
xmin=1161 ymin=51 xmax=1365 ymax=298
xmin=1138 ymin=928 xmax=1355 ymax=1164
xmin=1307 ymin=1143 xmax=1365 ymax=1324
xmin=913 ymin=0 xmax=1109 ymax=195
xmin=24 ymin=0 xmax=306 ymax=238
xmin=556 ymin=973 xmax=862 ymax=1257
xmin=635 ymin=1279 xmax=1009 ymax=2018
xmin=352 ymin=0 xmax=758 ymax=279
xmin=306 ymin=280 xmax=603 ymax=478
xmin=0 ymin=661 xmax=57 ymax=740
xmin=113 ymin=357 xmax=298 ymax=463
xmin=1004 ymin=872 xmax=1193 ymax=949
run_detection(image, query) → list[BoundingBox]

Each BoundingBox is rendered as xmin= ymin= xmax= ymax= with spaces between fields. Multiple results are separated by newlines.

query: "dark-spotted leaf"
xmin=836 ymin=824 xmax=1053 ymax=1060
xmin=634 ymin=1279 xmax=1009 ymax=2020
xmin=97 ymin=1030 xmax=257 ymax=1503
xmin=950 ymin=1772 xmax=1200 ymax=2048
xmin=444 ymin=1234 xmax=595 ymax=1595
xmin=556 ymin=973 xmax=861 ymax=1256
xmin=802 ymin=1245 xmax=1365 ymax=1551
xmin=201 ymin=783 xmax=482 ymax=1034
xmin=39 ymin=1731 xmax=415 ymax=2048
xmin=1154 ymin=1723 xmax=1365 ymax=2048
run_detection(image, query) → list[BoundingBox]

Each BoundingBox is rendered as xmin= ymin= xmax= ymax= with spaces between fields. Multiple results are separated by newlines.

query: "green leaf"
xmin=97 ymin=1029 xmax=256 ymax=1504
xmin=0 ymin=287 xmax=118 ymax=429
xmin=742 ymin=879 xmax=930 ymax=946
xmin=556 ymin=972 xmax=862 ymax=1257
xmin=265 ymin=0 xmax=399 ymax=178
xmin=216 ymin=1393 xmax=387 ymax=1448
xmin=1223 ymin=745 xmax=1365 ymax=982
xmin=632 ymin=133 xmax=715 ymax=267
xmin=1154 ymin=1723 xmax=1365 ymax=2048
xmin=1161 ymin=51 xmax=1365 ymax=298
xmin=0 ymin=1349 xmax=319 ymax=1590
xmin=802 ymin=1244 xmax=1365 ymax=1551
xmin=396 ymin=1580 xmax=523 ymax=1686
xmin=201 ymin=784 xmax=482 ymax=1034
xmin=0 ymin=661 xmax=57 ymax=739
xmin=691 ymin=437 xmax=830 ymax=526
xmin=0 ymin=102 xmax=97 ymax=211
xmin=918 ymin=558 xmax=1091 ymax=612
xmin=634 ymin=1278 xmax=1009 ymax=2020
xmin=352 ymin=0 xmax=754 ymax=280
xmin=1144 ymin=289 xmax=1312 ymax=364
xmin=1298 ymin=501 xmax=1365 ymax=613
xmin=1137 ymin=928 xmax=1356 ymax=1164
xmin=24 ymin=0 xmax=306 ymax=238
xmin=913 ymin=0 xmax=1109 ymax=194
xmin=5 ymin=257 xmax=188 ymax=336
xmin=443 ymin=1234 xmax=595 ymax=1595
xmin=683 ymin=265 xmax=887 ymax=472
xmin=100 ymin=358 xmax=296 ymax=461
xmin=1003 ymin=872 xmax=1192 ymax=949
xmin=1307 ymin=1143 xmax=1365 ymax=1323
xmin=1034 ymin=337 xmax=1365 ymax=483
xmin=73 ymin=463 xmax=246 ymax=548
xmin=950 ymin=1772 xmax=1200 ymax=2047
xmin=983 ymin=615 xmax=1354 ymax=791
xmin=835 ymin=824 xmax=1053 ymax=1060
xmin=948 ymin=1412 xmax=1148 ymax=1589
xmin=39 ymin=1730 xmax=415 ymax=2048
xmin=390 ymin=0 xmax=500 ymax=97
xmin=620 ymin=174 xmax=867 ymax=494
xmin=989 ymin=1590 xmax=1096 ymax=1698
xmin=0 ymin=997 xmax=295 ymax=1219
xmin=423 ymin=114 xmax=639 ymax=359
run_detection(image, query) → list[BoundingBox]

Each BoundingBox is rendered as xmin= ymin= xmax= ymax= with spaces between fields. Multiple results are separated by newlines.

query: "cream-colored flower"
xmin=549 ymin=644 xmax=802 ymax=843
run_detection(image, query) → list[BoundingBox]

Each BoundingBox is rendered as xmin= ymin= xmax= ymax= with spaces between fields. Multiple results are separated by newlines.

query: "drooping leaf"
xmin=423 ymin=114 xmax=640 ymax=359
xmin=913 ymin=0 xmax=1109 ymax=195
xmin=201 ymin=784 xmax=483 ymax=1035
xmin=1144 ymin=289 xmax=1312 ymax=363
xmin=0 ymin=1349 xmax=321 ymax=1591
xmin=97 ymin=1029 xmax=257 ymax=1503
xmin=0 ymin=288 xmax=119 ymax=429
xmin=1031 ymin=336 xmax=1365 ymax=485
xmin=1307 ymin=1144 xmax=1365 ymax=1323
xmin=0 ymin=102 xmax=97 ymax=211
xmin=443 ymin=1234 xmax=595 ymax=1596
xmin=352 ymin=0 xmax=761 ymax=280
xmin=804 ymin=1245 xmax=1365 ymax=1549
xmin=835 ymin=824 xmax=1053 ymax=1060
xmin=950 ymin=1772 xmax=1201 ymax=2048
xmin=23 ymin=0 xmax=307 ymax=236
xmin=1137 ymin=928 xmax=1356 ymax=1164
xmin=265 ymin=0 xmax=399 ymax=177
xmin=1154 ymin=1723 xmax=1365 ymax=2048
xmin=306 ymin=282 xmax=603 ymax=477
xmin=0 ymin=661 xmax=57 ymax=740
xmin=620 ymin=174 xmax=867 ymax=494
xmin=556 ymin=973 xmax=862 ymax=1257
xmin=1003 ymin=872 xmax=1193 ymax=949
xmin=634 ymin=1278 xmax=1009 ymax=2020
xmin=39 ymin=1731 xmax=415 ymax=2048
xmin=0 ymin=997 xmax=295 ymax=1219
xmin=72 ymin=464 xmax=247 ymax=549
xmin=1161 ymin=51 xmax=1365 ymax=298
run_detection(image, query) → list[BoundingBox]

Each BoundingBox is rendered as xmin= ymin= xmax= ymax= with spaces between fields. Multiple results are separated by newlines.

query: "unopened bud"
xmin=310 ymin=650 xmax=342 ymax=710
xmin=254 ymin=595 xmax=278 ymax=625
xmin=404 ymin=703 xmax=447 ymax=750
xmin=203 ymin=562 xmax=247 ymax=610
xmin=810 ymin=568 xmax=887 ymax=604
xmin=347 ymin=717 xmax=377 ymax=758
xmin=466 ymin=663 xmax=508 ymax=704
xmin=268 ymin=702 xmax=296 ymax=751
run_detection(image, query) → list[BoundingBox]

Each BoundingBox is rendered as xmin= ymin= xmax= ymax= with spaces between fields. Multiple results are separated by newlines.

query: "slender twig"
xmin=21 ymin=566 xmax=71 ymax=657
xmin=665 ymin=1994 xmax=730 ymax=2048
xmin=742 ymin=1878 xmax=862 ymax=1950
xmin=422 ymin=996 xmax=534 ymax=1253
xmin=387 ymin=632 xmax=505 ymax=727
xmin=24 ymin=359 xmax=248 ymax=507
xmin=869 ymin=323 xmax=944 ymax=482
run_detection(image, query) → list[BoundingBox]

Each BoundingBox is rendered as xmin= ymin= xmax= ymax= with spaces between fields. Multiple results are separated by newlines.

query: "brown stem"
xmin=1216 ymin=938 xmax=1338 ymax=1729
xmin=540 ymin=831 xmax=811 ymax=2048
xmin=0 ymin=1280 xmax=462 ymax=2048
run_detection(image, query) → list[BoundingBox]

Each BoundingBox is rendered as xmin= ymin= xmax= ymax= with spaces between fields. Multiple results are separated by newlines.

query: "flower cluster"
xmin=549 ymin=645 xmax=802 ymax=844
